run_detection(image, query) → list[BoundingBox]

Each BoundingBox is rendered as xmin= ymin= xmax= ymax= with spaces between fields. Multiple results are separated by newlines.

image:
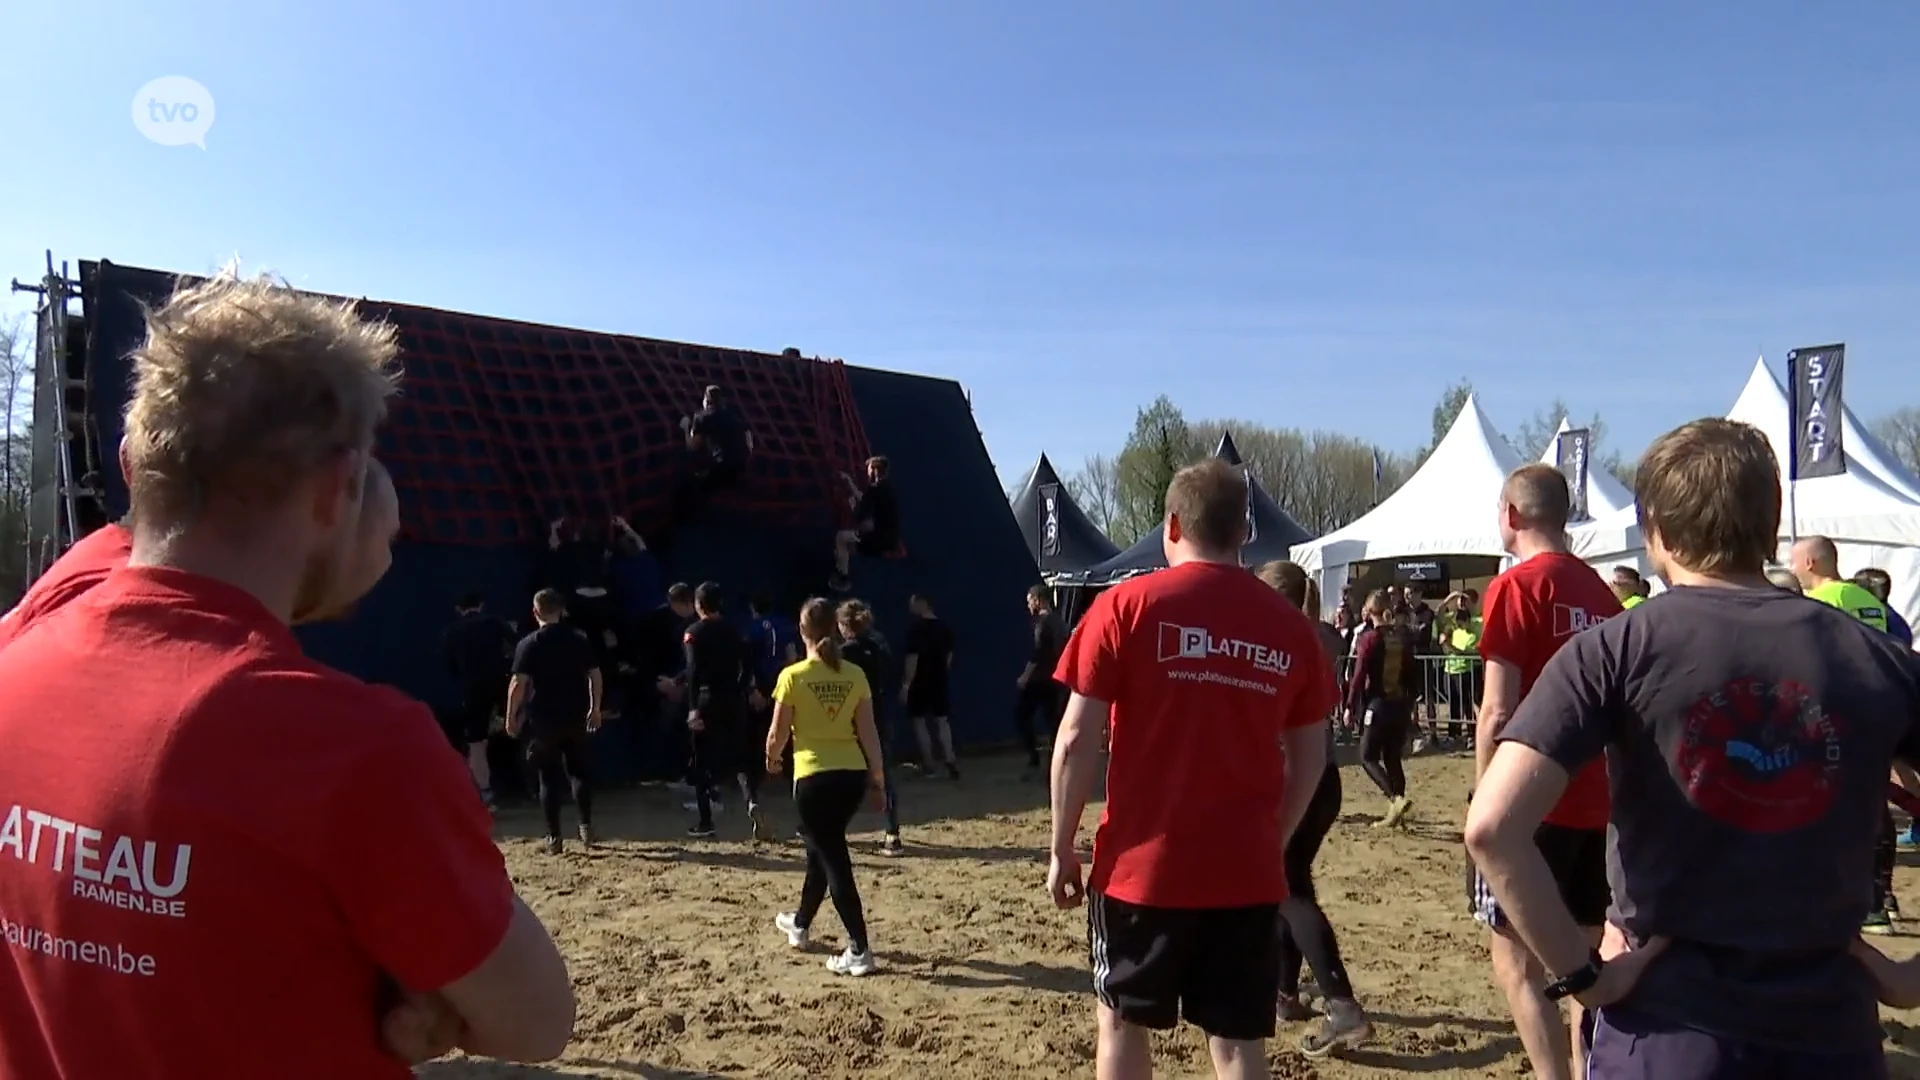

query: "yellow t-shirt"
xmin=773 ymin=657 xmax=872 ymax=780
xmin=1807 ymin=580 xmax=1890 ymax=632
xmin=1621 ymin=595 xmax=1645 ymax=609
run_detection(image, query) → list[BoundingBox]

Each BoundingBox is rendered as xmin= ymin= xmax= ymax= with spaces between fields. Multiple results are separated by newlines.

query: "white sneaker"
xmin=774 ymin=912 xmax=809 ymax=949
xmin=827 ymin=948 xmax=876 ymax=977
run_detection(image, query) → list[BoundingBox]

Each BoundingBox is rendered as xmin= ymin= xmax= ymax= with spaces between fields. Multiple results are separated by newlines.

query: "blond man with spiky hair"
xmin=0 ymin=272 xmax=574 ymax=1078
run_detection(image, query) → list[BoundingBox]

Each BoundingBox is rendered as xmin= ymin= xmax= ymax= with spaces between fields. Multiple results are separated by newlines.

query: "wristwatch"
xmin=1542 ymin=950 xmax=1605 ymax=1002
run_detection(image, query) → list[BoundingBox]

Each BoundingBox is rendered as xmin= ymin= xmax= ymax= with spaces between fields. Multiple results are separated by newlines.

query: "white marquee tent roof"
xmin=1292 ymin=393 xmax=1524 ymax=573
xmin=1542 ymin=417 xmax=1633 ymax=521
xmin=1573 ymin=357 xmax=1920 ymax=555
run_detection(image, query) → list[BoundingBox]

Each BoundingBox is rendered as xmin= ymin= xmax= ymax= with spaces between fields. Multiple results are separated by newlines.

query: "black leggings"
xmin=1359 ymin=698 xmax=1410 ymax=800
xmin=528 ymin=730 xmax=592 ymax=837
xmin=1279 ymin=766 xmax=1355 ymax=1001
xmin=1013 ymin=679 xmax=1064 ymax=766
xmin=691 ymin=710 xmax=760 ymax=827
xmin=793 ymin=769 xmax=871 ymax=954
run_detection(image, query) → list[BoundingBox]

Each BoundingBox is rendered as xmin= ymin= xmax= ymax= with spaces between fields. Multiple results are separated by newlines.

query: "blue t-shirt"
xmin=744 ymin=614 xmax=799 ymax=685
xmin=1888 ymin=607 xmax=1913 ymax=649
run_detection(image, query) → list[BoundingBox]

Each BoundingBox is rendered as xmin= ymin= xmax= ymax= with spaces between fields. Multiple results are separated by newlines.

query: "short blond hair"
xmin=124 ymin=271 xmax=400 ymax=525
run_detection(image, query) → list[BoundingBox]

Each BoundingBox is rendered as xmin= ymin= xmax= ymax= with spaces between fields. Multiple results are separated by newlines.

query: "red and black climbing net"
xmin=365 ymin=301 xmax=874 ymax=546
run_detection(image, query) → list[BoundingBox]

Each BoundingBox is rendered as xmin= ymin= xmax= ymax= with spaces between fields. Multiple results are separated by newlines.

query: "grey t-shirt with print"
xmin=1501 ymin=584 xmax=1920 ymax=1051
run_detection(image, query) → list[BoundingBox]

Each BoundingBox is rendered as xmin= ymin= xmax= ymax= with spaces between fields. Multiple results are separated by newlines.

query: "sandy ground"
xmin=418 ymin=750 xmax=1920 ymax=1079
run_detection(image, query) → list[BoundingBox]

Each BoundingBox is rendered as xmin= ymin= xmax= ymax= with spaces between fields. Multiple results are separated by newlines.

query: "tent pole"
xmin=1784 ymin=350 xmax=1799 ymax=545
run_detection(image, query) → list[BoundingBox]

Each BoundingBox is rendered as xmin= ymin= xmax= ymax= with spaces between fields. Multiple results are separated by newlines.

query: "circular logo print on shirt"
xmin=1675 ymin=678 xmax=1841 ymax=833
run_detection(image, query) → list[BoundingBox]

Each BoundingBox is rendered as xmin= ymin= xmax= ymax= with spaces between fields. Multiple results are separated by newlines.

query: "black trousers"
xmin=1279 ymin=766 xmax=1355 ymax=1000
xmin=1876 ymin=804 xmax=1898 ymax=912
xmin=691 ymin=703 xmax=759 ymax=827
xmin=527 ymin=728 xmax=593 ymax=838
xmin=1013 ymin=678 xmax=1065 ymax=765
xmin=794 ymin=770 xmax=871 ymax=954
xmin=1359 ymin=698 xmax=1410 ymax=800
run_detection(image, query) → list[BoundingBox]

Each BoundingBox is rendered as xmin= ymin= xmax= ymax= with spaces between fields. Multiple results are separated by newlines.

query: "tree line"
xmin=2 ymin=318 xmax=34 ymax=607
xmin=1065 ymin=381 xmax=1920 ymax=548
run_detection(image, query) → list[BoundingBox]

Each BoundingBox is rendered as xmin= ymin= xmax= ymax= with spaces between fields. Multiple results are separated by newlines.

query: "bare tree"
xmin=1066 ymin=453 xmax=1121 ymax=539
xmin=1 ymin=317 xmax=32 ymax=605
xmin=1873 ymin=407 xmax=1920 ymax=477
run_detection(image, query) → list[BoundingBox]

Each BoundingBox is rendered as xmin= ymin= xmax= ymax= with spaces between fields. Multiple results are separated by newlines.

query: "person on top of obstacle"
xmin=1467 ymin=418 xmax=1920 ymax=1080
xmin=656 ymin=385 xmax=754 ymax=550
xmin=828 ymin=455 xmax=900 ymax=593
xmin=1047 ymin=458 xmax=1333 ymax=1080
xmin=0 ymin=272 xmax=574 ymax=1077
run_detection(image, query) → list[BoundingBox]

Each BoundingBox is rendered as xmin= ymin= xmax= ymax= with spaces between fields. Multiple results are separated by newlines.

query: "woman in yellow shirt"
xmin=765 ymin=597 xmax=887 ymax=977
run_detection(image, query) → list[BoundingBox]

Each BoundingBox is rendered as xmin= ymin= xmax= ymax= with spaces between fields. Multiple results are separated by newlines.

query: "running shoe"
xmin=774 ymin=912 xmax=810 ymax=949
xmin=479 ymin=787 xmax=496 ymax=813
xmin=577 ymin=823 xmax=596 ymax=847
xmin=749 ymin=803 xmax=774 ymax=843
xmin=686 ymin=822 xmax=717 ymax=839
xmin=1863 ymin=909 xmax=1895 ymax=935
xmin=1382 ymin=796 xmax=1414 ymax=829
xmin=1370 ymin=798 xmax=1401 ymax=828
xmin=828 ymin=948 xmax=877 ymax=977
xmin=945 ymin=763 xmax=962 ymax=781
xmin=541 ymin=836 xmax=563 ymax=856
xmin=881 ymin=833 xmax=904 ymax=857
xmin=1901 ymin=827 xmax=1920 ymax=851
xmin=1299 ymin=1000 xmax=1372 ymax=1058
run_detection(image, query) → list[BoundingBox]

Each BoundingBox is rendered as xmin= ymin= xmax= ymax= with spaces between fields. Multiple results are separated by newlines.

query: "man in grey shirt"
xmin=1466 ymin=418 xmax=1920 ymax=1079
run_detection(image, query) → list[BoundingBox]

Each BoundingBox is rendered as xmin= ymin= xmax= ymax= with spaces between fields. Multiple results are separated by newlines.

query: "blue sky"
xmin=5 ymin=1 xmax=1919 ymax=486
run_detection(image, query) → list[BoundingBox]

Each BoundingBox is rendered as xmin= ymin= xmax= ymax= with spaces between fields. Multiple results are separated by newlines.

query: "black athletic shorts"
xmin=906 ymin=687 xmax=949 ymax=720
xmin=855 ymin=528 xmax=897 ymax=558
xmin=453 ymin=691 xmax=501 ymax=745
xmin=1087 ymin=891 xmax=1281 ymax=1042
xmin=1468 ymin=822 xmax=1610 ymax=929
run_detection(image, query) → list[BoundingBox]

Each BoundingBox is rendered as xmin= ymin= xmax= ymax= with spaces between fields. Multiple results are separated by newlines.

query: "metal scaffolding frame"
xmin=10 ymin=252 xmax=104 ymax=579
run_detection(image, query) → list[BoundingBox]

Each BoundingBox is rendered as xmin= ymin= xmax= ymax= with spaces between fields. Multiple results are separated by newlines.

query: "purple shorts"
xmin=1587 ymin=1006 xmax=1885 ymax=1080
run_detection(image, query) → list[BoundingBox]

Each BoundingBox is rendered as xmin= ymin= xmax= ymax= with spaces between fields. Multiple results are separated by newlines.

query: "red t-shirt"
xmin=0 ymin=523 xmax=132 ymax=651
xmin=0 ymin=568 xmax=513 ymax=1080
xmin=1053 ymin=561 xmax=1336 ymax=909
xmin=1478 ymin=551 xmax=1624 ymax=830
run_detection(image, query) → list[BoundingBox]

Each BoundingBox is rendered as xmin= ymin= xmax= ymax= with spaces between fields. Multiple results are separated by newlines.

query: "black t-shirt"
xmin=690 ymin=406 xmax=749 ymax=465
xmin=842 ymin=630 xmax=894 ymax=700
xmin=1030 ymin=610 xmax=1065 ymax=677
xmin=683 ymin=616 xmax=751 ymax=714
xmin=549 ymin=537 xmax=608 ymax=593
xmin=905 ymin=616 xmax=954 ymax=697
xmin=1501 ymin=584 xmax=1920 ymax=1052
xmin=856 ymin=480 xmax=901 ymax=545
xmin=634 ymin=603 xmax=695 ymax=679
xmin=442 ymin=612 xmax=516 ymax=700
xmin=511 ymin=623 xmax=599 ymax=731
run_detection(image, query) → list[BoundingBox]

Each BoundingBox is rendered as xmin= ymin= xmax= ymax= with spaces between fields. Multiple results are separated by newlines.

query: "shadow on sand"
xmin=418 ymin=1059 xmax=727 ymax=1079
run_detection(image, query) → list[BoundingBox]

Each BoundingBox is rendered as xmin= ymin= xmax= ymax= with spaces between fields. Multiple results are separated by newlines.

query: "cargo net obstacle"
xmin=366 ymin=301 xmax=874 ymax=546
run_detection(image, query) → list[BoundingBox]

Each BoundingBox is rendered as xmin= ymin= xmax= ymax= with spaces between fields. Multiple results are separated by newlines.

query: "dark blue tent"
xmin=1009 ymin=453 xmax=1119 ymax=576
xmin=1068 ymin=433 xmax=1314 ymax=586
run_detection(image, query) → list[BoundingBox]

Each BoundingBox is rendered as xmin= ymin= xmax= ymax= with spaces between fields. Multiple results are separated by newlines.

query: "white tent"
xmin=1542 ymin=417 xmax=1633 ymax=521
xmin=1571 ymin=358 xmax=1920 ymax=626
xmin=1291 ymin=393 xmax=1524 ymax=603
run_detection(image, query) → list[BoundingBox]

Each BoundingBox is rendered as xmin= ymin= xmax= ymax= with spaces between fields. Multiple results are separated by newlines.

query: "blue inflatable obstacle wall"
xmin=76 ymin=261 xmax=1039 ymax=754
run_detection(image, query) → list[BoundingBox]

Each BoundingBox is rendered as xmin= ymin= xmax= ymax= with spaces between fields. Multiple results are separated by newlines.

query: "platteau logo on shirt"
xmin=1552 ymin=604 xmax=1612 ymax=638
xmin=1157 ymin=623 xmax=1291 ymax=675
xmin=0 ymin=804 xmax=192 ymax=919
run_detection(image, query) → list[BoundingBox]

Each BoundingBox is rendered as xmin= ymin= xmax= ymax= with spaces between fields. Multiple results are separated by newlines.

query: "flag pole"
xmin=1783 ymin=350 xmax=1799 ymax=545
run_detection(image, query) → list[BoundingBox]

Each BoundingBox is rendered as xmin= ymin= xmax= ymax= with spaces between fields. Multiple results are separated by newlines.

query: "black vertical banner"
xmin=1556 ymin=428 xmax=1593 ymax=523
xmin=1039 ymin=485 xmax=1061 ymax=558
xmin=1788 ymin=344 xmax=1846 ymax=480
xmin=1242 ymin=467 xmax=1258 ymax=546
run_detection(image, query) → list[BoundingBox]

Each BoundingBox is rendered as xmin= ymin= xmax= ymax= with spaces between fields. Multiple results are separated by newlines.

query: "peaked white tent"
xmin=1542 ymin=418 xmax=1633 ymax=521
xmin=1571 ymin=357 xmax=1920 ymax=626
xmin=1291 ymin=393 xmax=1524 ymax=602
